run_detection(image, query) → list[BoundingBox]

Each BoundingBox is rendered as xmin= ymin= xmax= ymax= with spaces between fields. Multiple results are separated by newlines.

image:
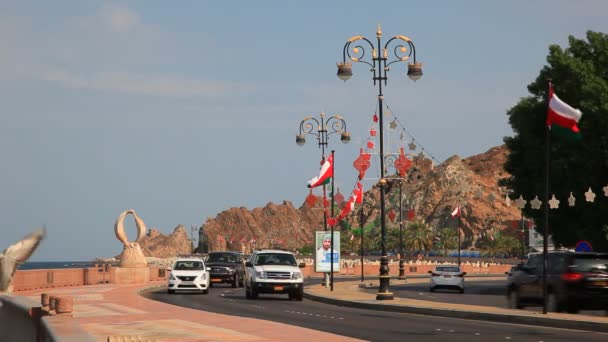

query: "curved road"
xmin=144 ymin=280 xmax=608 ymax=342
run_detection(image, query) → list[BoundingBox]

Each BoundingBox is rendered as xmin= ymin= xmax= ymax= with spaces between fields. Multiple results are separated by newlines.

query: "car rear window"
xmin=570 ymin=255 xmax=608 ymax=273
xmin=436 ymin=266 xmax=460 ymax=272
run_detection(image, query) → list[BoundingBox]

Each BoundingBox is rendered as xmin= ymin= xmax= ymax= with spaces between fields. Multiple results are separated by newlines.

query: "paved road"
xmin=144 ymin=283 xmax=608 ymax=342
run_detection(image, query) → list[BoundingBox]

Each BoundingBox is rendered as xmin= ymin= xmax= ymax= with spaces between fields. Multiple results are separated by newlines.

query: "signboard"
xmin=314 ymin=231 xmax=340 ymax=272
xmin=575 ymin=240 xmax=593 ymax=252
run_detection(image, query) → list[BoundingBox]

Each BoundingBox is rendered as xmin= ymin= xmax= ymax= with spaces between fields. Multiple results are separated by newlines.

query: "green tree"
xmin=503 ymin=31 xmax=608 ymax=251
xmin=433 ymin=227 xmax=458 ymax=256
xmin=404 ymin=220 xmax=433 ymax=252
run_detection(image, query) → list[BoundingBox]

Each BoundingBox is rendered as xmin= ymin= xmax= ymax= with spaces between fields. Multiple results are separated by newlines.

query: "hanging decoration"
xmin=353 ymin=148 xmax=371 ymax=180
xmin=408 ymin=140 xmax=417 ymax=151
xmin=585 ymin=187 xmax=596 ymax=202
xmin=407 ymin=209 xmax=416 ymax=221
xmin=514 ymin=195 xmax=527 ymax=209
xmin=305 ymin=189 xmax=317 ymax=207
xmin=367 ymin=139 xmax=375 ymax=150
xmin=549 ymin=195 xmax=560 ymax=209
xmin=387 ymin=209 xmax=396 ymax=222
xmin=568 ymin=192 xmax=576 ymax=207
xmin=389 ymin=119 xmax=398 ymax=129
xmin=505 ymin=194 xmax=511 ymax=207
xmin=369 ymin=125 xmax=377 ymax=137
xmin=372 ymin=113 xmax=378 ymax=123
xmin=334 ymin=189 xmax=345 ymax=207
xmin=394 ymin=147 xmax=412 ymax=177
xmin=530 ymin=196 xmax=542 ymax=210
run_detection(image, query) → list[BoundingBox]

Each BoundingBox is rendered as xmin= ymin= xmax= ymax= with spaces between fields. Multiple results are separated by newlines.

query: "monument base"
xmin=112 ymin=267 xmax=150 ymax=285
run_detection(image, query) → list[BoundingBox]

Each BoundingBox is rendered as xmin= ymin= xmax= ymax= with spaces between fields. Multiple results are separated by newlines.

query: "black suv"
xmin=507 ymin=251 xmax=608 ymax=313
xmin=206 ymin=251 xmax=245 ymax=288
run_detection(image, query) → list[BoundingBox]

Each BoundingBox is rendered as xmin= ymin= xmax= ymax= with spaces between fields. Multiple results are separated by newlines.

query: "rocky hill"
xmin=138 ymin=225 xmax=192 ymax=258
xmin=194 ymin=144 xmax=522 ymax=254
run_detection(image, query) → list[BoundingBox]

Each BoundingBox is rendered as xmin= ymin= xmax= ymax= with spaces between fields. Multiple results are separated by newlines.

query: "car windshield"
xmin=174 ymin=261 xmax=205 ymax=270
xmin=436 ymin=266 xmax=460 ymax=273
xmin=207 ymin=253 xmax=238 ymax=263
xmin=571 ymin=255 xmax=608 ymax=273
xmin=254 ymin=253 xmax=297 ymax=266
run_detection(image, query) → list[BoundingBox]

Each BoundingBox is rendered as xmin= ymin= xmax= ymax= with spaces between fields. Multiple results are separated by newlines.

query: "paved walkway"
xmin=16 ymin=282 xmax=362 ymax=342
xmin=305 ymin=277 xmax=608 ymax=333
xmin=12 ymin=277 xmax=608 ymax=340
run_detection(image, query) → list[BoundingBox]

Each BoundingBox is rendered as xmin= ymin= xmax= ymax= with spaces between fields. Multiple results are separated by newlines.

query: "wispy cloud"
xmin=42 ymin=68 xmax=244 ymax=98
xmin=100 ymin=4 xmax=140 ymax=32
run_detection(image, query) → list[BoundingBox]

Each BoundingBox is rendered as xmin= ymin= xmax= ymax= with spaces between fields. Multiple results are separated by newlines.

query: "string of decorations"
xmin=506 ymin=185 xmax=608 ymax=210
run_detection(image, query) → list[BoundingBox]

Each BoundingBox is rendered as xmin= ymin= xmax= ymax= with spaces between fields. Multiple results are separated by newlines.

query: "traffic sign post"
xmin=575 ymin=240 xmax=593 ymax=252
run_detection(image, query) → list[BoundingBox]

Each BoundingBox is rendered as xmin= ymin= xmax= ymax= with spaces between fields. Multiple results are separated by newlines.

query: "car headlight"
xmin=169 ymin=273 xmax=176 ymax=280
xmin=256 ymin=271 xmax=266 ymax=279
xmin=200 ymin=273 xmax=207 ymax=280
xmin=227 ymin=267 xmax=236 ymax=274
xmin=292 ymin=272 xmax=303 ymax=280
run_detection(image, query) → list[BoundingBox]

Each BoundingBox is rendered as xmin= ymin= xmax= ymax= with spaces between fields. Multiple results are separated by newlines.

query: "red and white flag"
xmin=451 ymin=205 xmax=461 ymax=218
xmin=307 ymin=154 xmax=333 ymax=188
xmin=546 ymin=83 xmax=583 ymax=138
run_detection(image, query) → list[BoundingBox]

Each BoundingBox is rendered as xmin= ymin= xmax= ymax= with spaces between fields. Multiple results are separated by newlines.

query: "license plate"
xmin=274 ymin=286 xmax=284 ymax=291
xmin=592 ymin=280 xmax=608 ymax=286
xmin=211 ymin=278 xmax=223 ymax=283
xmin=443 ymin=275 xmax=451 ymax=278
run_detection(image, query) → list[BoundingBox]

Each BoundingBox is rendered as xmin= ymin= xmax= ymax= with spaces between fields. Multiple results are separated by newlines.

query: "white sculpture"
xmin=0 ymin=229 xmax=46 ymax=294
xmin=114 ymin=209 xmax=148 ymax=268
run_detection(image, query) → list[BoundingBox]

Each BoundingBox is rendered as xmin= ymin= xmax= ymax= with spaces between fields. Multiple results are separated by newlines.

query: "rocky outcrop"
xmin=137 ymin=225 xmax=191 ymax=258
xmin=198 ymin=144 xmax=521 ymax=253
xmin=138 ymin=144 xmax=521 ymax=257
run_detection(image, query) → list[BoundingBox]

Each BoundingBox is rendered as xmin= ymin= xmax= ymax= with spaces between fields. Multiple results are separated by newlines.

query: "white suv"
xmin=167 ymin=257 xmax=210 ymax=294
xmin=245 ymin=249 xmax=305 ymax=300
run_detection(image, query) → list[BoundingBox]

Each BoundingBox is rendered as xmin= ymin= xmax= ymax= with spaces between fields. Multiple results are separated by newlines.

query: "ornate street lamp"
xmin=337 ymin=25 xmax=422 ymax=300
xmin=296 ymin=112 xmax=350 ymax=290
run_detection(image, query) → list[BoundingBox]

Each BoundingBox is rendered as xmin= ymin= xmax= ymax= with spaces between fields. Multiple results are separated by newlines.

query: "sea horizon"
xmin=18 ymin=261 xmax=98 ymax=270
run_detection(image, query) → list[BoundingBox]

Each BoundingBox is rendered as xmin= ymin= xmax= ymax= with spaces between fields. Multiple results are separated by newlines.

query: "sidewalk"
xmin=15 ymin=282 xmax=362 ymax=342
xmin=305 ymin=277 xmax=608 ymax=333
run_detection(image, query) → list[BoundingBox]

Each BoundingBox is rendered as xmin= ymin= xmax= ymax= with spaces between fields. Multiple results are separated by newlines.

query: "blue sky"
xmin=2 ymin=1 xmax=607 ymax=261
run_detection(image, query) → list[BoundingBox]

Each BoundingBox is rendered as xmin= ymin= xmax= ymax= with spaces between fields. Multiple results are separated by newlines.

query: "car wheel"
xmin=459 ymin=288 xmax=464 ymax=294
xmin=167 ymin=289 xmax=175 ymax=294
xmin=202 ymin=289 xmax=209 ymax=295
xmin=547 ymin=292 xmax=560 ymax=312
xmin=296 ymin=288 xmax=304 ymax=301
xmin=508 ymin=288 xmax=523 ymax=309
xmin=565 ymin=303 xmax=579 ymax=314
xmin=239 ymin=273 xmax=244 ymax=287
xmin=250 ymin=285 xmax=258 ymax=299
xmin=232 ymin=274 xmax=239 ymax=288
xmin=245 ymin=284 xmax=251 ymax=299
xmin=430 ymin=287 xmax=435 ymax=293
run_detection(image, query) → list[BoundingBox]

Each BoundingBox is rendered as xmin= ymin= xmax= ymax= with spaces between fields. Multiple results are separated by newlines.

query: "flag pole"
xmin=457 ymin=205 xmax=461 ymax=268
xmin=330 ymin=150 xmax=335 ymax=292
xmin=542 ymin=80 xmax=552 ymax=314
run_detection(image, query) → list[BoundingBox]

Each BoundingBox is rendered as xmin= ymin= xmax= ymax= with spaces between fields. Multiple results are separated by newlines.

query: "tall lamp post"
xmin=337 ymin=25 xmax=421 ymax=300
xmin=296 ymin=113 xmax=350 ymax=289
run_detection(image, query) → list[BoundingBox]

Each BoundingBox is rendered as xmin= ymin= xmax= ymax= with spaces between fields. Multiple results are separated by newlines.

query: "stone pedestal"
xmin=118 ymin=243 xmax=147 ymax=268
xmin=112 ymin=267 xmax=150 ymax=285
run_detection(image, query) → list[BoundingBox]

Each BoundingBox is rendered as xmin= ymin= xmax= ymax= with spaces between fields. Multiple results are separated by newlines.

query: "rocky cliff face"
xmin=138 ymin=225 xmax=192 ymax=258
xmin=194 ymin=144 xmax=521 ymax=254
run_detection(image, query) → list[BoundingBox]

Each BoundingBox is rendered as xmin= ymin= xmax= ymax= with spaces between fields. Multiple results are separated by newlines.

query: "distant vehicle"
xmin=206 ymin=251 xmax=245 ymax=288
xmin=245 ymin=249 xmax=305 ymax=300
xmin=507 ymin=251 xmax=608 ymax=313
xmin=429 ymin=265 xmax=466 ymax=293
xmin=505 ymin=263 xmax=523 ymax=287
xmin=167 ymin=256 xmax=209 ymax=294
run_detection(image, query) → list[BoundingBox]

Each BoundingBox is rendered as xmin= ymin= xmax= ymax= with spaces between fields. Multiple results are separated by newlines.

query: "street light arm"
xmin=324 ymin=115 xmax=348 ymax=138
xmin=342 ymin=37 xmax=376 ymax=68
xmin=298 ymin=117 xmax=322 ymax=139
xmin=384 ymin=37 xmax=417 ymax=67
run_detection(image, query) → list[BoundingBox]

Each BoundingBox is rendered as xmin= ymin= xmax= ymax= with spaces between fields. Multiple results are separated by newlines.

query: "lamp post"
xmin=338 ymin=24 xmax=421 ymax=300
xmin=296 ymin=113 xmax=350 ymax=289
xmin=385 ymin=149 xmax=414 ymax=280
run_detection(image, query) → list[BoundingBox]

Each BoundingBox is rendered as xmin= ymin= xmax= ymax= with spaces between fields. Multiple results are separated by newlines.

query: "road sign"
xmin=575 ymin=240 xmax=593 ymax=252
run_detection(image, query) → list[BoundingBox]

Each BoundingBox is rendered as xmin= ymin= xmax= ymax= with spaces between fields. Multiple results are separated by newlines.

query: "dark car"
xmin=206 ymin=251 xmax=245 ymax=288
xmin=507 ymin=251 xmax=608 ymax=313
